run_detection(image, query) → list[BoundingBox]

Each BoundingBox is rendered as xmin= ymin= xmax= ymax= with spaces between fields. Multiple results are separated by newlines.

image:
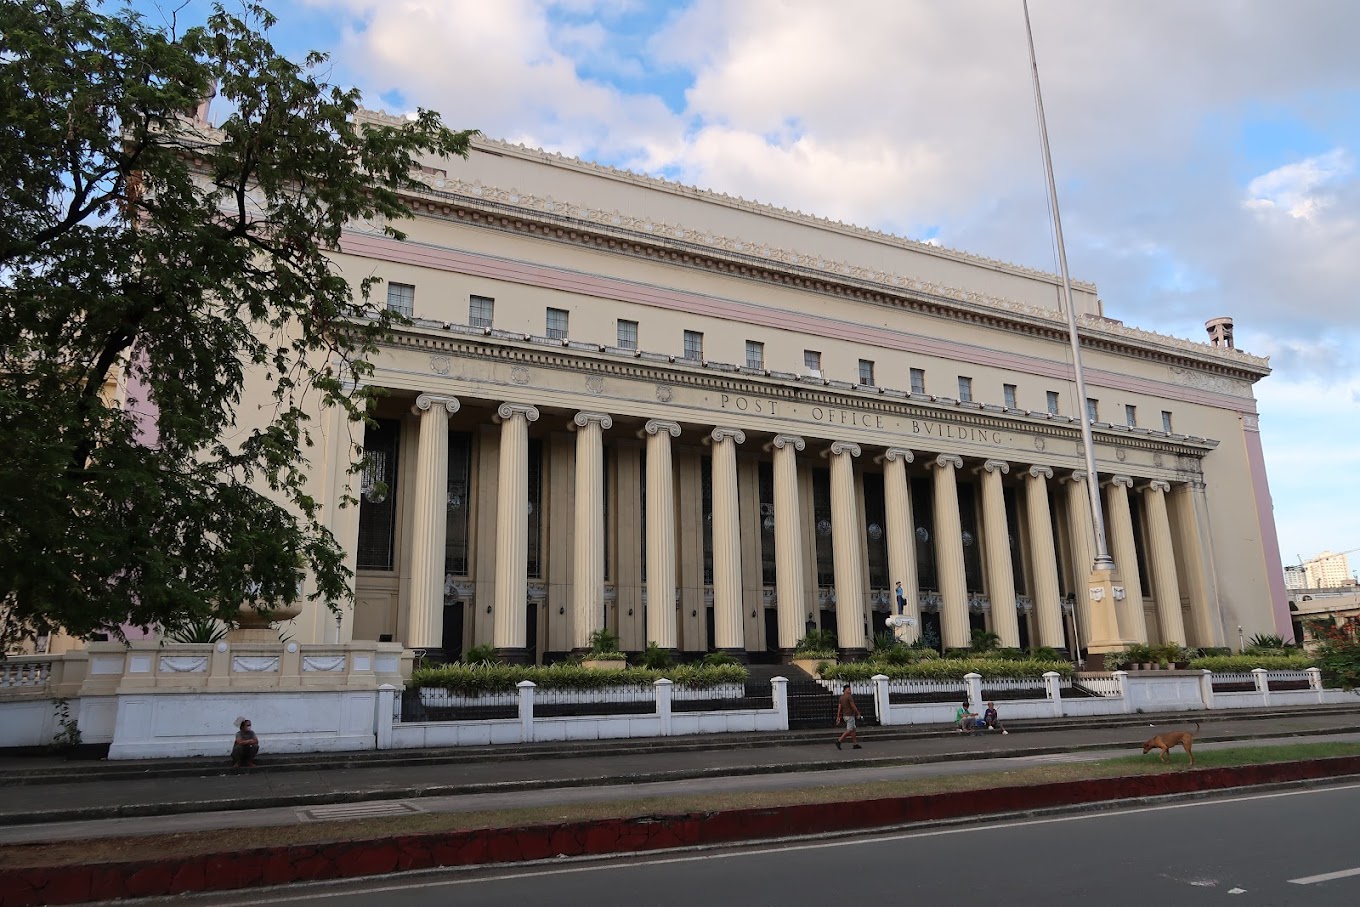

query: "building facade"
xmin=276 ymin=115 xmax=1290 ymax=662
xmin=1304 ymin=551 xmax=1352 ymax=590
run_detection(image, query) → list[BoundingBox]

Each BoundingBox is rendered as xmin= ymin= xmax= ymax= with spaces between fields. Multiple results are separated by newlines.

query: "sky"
xmin=134 ymin=0 xmax=1360 ymax=574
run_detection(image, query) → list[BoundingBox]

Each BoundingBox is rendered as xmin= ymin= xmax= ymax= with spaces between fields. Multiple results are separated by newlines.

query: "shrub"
xmin=1248 ymin=633 xmax=1288 ymax=650
xmin=820 ymin=658 xmax=1072 ymax=682
xmin=794 ymin=629 xmax=838 ymax=659
xmin=587 ymin=628 xmax=622 ymax=656
xmin=1189 ymin=654 xmax=1315 ymax=673
xmin=700 ymin=651 xmax=740 ymax=667
xmin=1028 ymin=646 xmax=1063 ymax=662
xmin=462 ymin=644 xmax=497 ymax=665
xmin=635 ymin=642 xmax=674 ymax=670
xmin=1304 ymin=619 xmax=1360 ymax=690
xmin=412 ymin=662 xmax=748 ymax=693
xmin=969 ymin=629 xmax=1001 ymax=653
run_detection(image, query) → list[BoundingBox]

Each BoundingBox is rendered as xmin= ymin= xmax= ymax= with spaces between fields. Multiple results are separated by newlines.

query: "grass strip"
xmin=3 ymin=741 xmax=1357 ymax=870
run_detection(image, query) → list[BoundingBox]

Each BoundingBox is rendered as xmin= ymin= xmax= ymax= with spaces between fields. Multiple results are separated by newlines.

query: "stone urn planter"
xmin=227 ymin=601 xmax=304 ymax=643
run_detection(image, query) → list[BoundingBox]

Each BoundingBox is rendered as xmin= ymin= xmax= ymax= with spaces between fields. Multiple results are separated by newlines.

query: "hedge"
xmin=819 ymin=658 xmax=1073 ymax=682
xmin=1189 ymin=654 xmax=1316 ymax=673
xmin=411 ymin=662 xmax=749 ymax=693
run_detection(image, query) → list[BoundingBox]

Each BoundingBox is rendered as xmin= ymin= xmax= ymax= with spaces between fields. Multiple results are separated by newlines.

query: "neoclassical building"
xmin=279 ymin=112 xmax=1289 ymax=663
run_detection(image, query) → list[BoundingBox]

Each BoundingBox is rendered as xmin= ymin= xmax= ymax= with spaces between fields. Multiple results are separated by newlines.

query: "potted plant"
xmin=582 ymin=628 xmax=627 ymax=669
xmin=1125 ymin=643 xmax=1153 ymax=670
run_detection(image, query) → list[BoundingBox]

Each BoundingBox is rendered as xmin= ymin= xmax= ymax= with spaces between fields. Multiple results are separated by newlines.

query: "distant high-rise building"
xmin=1305 ymin=551 xmax=1351 ymax=589
xmin=1284 ymin=564 xmax=1308 ymax=591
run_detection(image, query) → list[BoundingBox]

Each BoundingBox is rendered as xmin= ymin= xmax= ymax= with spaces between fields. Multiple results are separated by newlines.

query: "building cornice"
xmin=380 ymin=173 xmax=1270 ymax=383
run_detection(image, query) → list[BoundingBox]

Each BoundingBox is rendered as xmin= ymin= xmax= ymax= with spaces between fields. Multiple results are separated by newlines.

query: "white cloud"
xmin=1244 ymin=149 xmax=1353 ymax=220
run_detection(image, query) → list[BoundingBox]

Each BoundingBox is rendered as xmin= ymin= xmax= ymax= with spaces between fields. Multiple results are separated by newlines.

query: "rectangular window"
xmin=469 ymin=294 xmax=493 ymax=329
xmin=356 ymin=419 xmax=401 ymax=570
xmin=1046 ymin=390 xmax=1060 ymax=414
xmin=746 ymin=340 xmax=765 ymax=370
xmin=443 ymin=431 xmax=472 ymax=576
xmin=1003 ymin=384 xmax=1018 ymax=409
xmin=385 ymin=282 xmax=414 ymax=318
xmin=1086 ymin=398 xmax=1099 ymax=422
xmin=1125 ymin=404 xmax=1137 ymax=427
xmin=617 ymin=319 xmax=638 ymax=350
xmin=958 ymin=376 xmax=973 ymax=402
xmin=859 ymin=359 xmax=875 ymax=386
xmin=683 ymin=330 xmax=703 ymax=361
xmin=804 ymin=350 xmax=822 ymax=373
xmin=546 ymin=307 xmax=569 ymax=340
xmin=910 ymin=368 xmax=926 ymax=395
xmin=1162 ymin=410 xmax=1174 ymax=433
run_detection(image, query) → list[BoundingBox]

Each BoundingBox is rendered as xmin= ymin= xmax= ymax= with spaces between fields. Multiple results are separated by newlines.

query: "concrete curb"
xmin=3 ymin=756 xmax=1359 ymax=906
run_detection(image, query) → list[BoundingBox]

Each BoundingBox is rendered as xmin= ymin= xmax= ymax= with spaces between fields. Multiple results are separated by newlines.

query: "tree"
xmin=0 ymin=0 xmax=475 ymax=648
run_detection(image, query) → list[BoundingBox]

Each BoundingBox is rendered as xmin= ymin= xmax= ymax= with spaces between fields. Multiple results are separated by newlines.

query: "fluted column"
xmin=493 ymin=403 xmax=540 ymax=661
xmin=976 ymin=459 xmax=1019 ymax=649
xmin=642 ymin=420 xmax=681 ymax=650
xmin=1023 ymin=466 xmax=1065 ymax=649
xmin=1103 ymin=475 xmax=1147 ymax=643
xmin=1061 ymin=471 xmax=1098 ymax=648
xmin=407 ymin=394 xmax=460 ymax=655
xmin=571 ymin=411 xmax=612 ymax=651
xmin=929 ymin=454 xmax=969 ymax=651
xmin=767 ymin=434 xmax=807 ymax=655
xmin=825 ymin=441 xmax=867 ymax=654
xmin=878 ymin=448 xmax=920 ymax=644
xmin=1173 ymin=480 xmax=1224 ymax=648
xmin=708 ymin=428 xmax=746 ymax=654
xmin=1141 ymin=479 xmax=1187 ymax=646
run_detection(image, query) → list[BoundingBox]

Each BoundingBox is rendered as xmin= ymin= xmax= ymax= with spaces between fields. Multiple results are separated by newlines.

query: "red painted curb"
xmin=3 ymin=755 xmax=1358 ymax=906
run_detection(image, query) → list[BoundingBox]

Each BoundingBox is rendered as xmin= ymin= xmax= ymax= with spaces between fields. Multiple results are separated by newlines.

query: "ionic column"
xmin=825 ymin=441 xmax=867 ymax=654
xmin=1061 ymin=471 xmax=1098 ymax=648
xmin=1023 ymin=465 xmax=1065 ymax=649
xmin=708 ymin=428 xmax=746 ymax=654
xmin=1103 ymin=475 xmax=1147 ymax=643
xmin=928 ymin=454 xmax=969 ymax=651
xmin=641 ymin=420 xmax=681 ymax=650
xmin=493 ymin=403 xmax=540 ymax=662
xmin=976 ymin=459 xmax=1019 ymax=649
xmin=407 ymin=394 xmax=460 ymax=655
xmin=1141 ymin=479 xmax=1187 ymax=646
xmin=1173 ymin=480 xmax=1224 ymax=648
xmin=767 ymin=434 xmax=807 ymax=655
xmin=571 ymin=411 xmax=612 ymax=652
xmin=877 ymin=448 xmax=920 ymax=644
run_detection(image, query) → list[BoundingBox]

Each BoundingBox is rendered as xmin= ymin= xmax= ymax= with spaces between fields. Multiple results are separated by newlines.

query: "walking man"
xmin=835 ymin=684 xmax=862 ymax=750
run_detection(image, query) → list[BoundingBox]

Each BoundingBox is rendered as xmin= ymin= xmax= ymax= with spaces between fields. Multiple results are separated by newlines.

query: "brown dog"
xmin=1142 ymin=720 xmax=1200 ymax=766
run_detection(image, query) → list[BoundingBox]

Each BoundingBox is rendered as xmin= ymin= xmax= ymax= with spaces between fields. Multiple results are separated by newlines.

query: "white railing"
xmin=0 ymin=659 xmax=53 ymax=689
xmin=1265 ymin=670 xmax=1310 ymax=684
xmin=1211 ymin=672 xmax=1255 ymax=685
xmin=978 ymin=677 xmax=1057 ymax=694
xmin=1076 ymin=676 xmax=1123 ymax=697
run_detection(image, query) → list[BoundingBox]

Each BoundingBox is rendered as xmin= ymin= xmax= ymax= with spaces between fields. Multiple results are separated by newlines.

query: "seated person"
xmin=983 ymin=701 xmax=1009 ymax=735
xmin=955 ymin=700 xmax=979 ymax=733
xmin=231 ymin=718 xmax=259 ymax=767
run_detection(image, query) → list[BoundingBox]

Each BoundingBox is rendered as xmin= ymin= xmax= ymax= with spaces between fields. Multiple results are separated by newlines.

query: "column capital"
xmin=641 ymin=419 xmax=681 ymax=439
xmin=976 ymin=459 xmax=1010 ymax=476
xmin=926 ymin=453 xmax=963 ymax=471
xmin=413 ymin=393 xmax=460 ymax=415
xmin=706 ymin=427 xmax=746 ymax=445
xmin=1142 ymin=479 xmax=1172 ymax=494
xmin=1025 ymin=464 xmax=1054 ymax=481
xmin=821 ymin=440 xmax=862 ymax=459
xmin=571 ymin=411 xmax=613 ymax=431
xmin=766 ymin=433 xmax=806 ymax=453
xmin=495 ymin=402 xmax=540 ymax=423
xmin=876 ymin=447 xmax=915 ymax=464
xmin=1103 ymin=474 xmax=1134 ymax=489
xmin=1060 ymin=469 xmax=1089 ymax=485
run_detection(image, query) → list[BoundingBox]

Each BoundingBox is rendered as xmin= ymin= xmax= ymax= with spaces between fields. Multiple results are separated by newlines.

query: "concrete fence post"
xmin=964 ymin=672 xmax=984 ymax=711
xmin=771 ymin=677 xmax=789 ymax=731
xmin=1252 ymin=668 xmax=1270 ymax=707
xmin=1113 ymin=670 xmax=1132 ymax=714
xmin=654 ymin=678 xmax=674 ymax=736
xmin=872 ymin=674 xmax=891 ymax=726
xmin=517 ymin=680 xmax=536 ymax=743
xmin=374 ymin=684 xmax=396 ymax=750
xmin=1305 ymin=667 xmax=1324 ymax=704
xmin=1199 ymin=670 xmax=1215 ymax=711
xmin=1042 ymin=671 xmax=1064 ymax=718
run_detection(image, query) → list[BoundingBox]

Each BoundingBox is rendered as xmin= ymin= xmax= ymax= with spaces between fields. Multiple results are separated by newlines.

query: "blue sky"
xmin=135 ymin=0 xmax=1360 ymax=575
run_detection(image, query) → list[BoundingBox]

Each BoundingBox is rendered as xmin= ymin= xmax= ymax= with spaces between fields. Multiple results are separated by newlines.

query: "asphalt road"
xmin=162 ymin=780 xmax=1360 ymax=907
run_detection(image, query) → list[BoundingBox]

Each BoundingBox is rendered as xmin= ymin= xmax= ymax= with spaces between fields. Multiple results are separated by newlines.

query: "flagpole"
xmin=1021 ymin=0 xmax=1113 ymax=572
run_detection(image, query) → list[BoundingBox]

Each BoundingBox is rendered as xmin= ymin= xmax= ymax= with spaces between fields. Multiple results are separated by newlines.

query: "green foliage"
xmin=411 ymin=662 xmax=749 ymax=693
xmin=969 ymin=629 xmax=1001 ymax=653
xmin=0 ymin=1 xmax=476 ymax=649
xmin=795 ymin=629 xmax=837 ymax=656
xmin=635 ymin=642 xmax=675 ymax=670
xmin=870 ymin=631 xmax=899 ymax=655
xmin=461 ymin=644 xmax=497 ymax=665
xmin=1189 ymin=654 xmax=1316 ymax=672
xmin=820 ymin=658 xmax=1073 ymax=682
xmin=700 ymin=651 xmax=740 ymax=667
xmin=1304 ymin=619 xmax=1360 ymax=690
xmin=587 ymin=628 xmax=622 ymax=656
xmin=1028 ymin=646 xmax=1063 ymax=662
xmin=162 ymin=617 xmax=227 ymax=644
xmin=1103 ymin=649 xmax=1130 ymax=670
xmin=1248 ymin=633 xmax=1288 ymax=650
xmin=49 ymin=698 xmax=81 ymax=751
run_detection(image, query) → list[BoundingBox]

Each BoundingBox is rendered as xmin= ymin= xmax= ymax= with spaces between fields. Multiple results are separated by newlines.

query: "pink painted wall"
xmin=1244 ymin=428 xmax=1292 ymax=641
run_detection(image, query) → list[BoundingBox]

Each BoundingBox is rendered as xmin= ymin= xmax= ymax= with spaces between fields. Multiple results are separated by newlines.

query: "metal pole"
xmin=1022 ymin=0 xmax=1113 ymax=571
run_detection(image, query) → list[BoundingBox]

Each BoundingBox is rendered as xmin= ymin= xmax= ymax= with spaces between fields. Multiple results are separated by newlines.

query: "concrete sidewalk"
xmin=3 ymin=704 xmax=1359 ymax=834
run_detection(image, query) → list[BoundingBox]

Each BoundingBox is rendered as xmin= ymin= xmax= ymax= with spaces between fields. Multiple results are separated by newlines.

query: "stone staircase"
xmin=745 ymin=663 xmax=877 ymax=730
